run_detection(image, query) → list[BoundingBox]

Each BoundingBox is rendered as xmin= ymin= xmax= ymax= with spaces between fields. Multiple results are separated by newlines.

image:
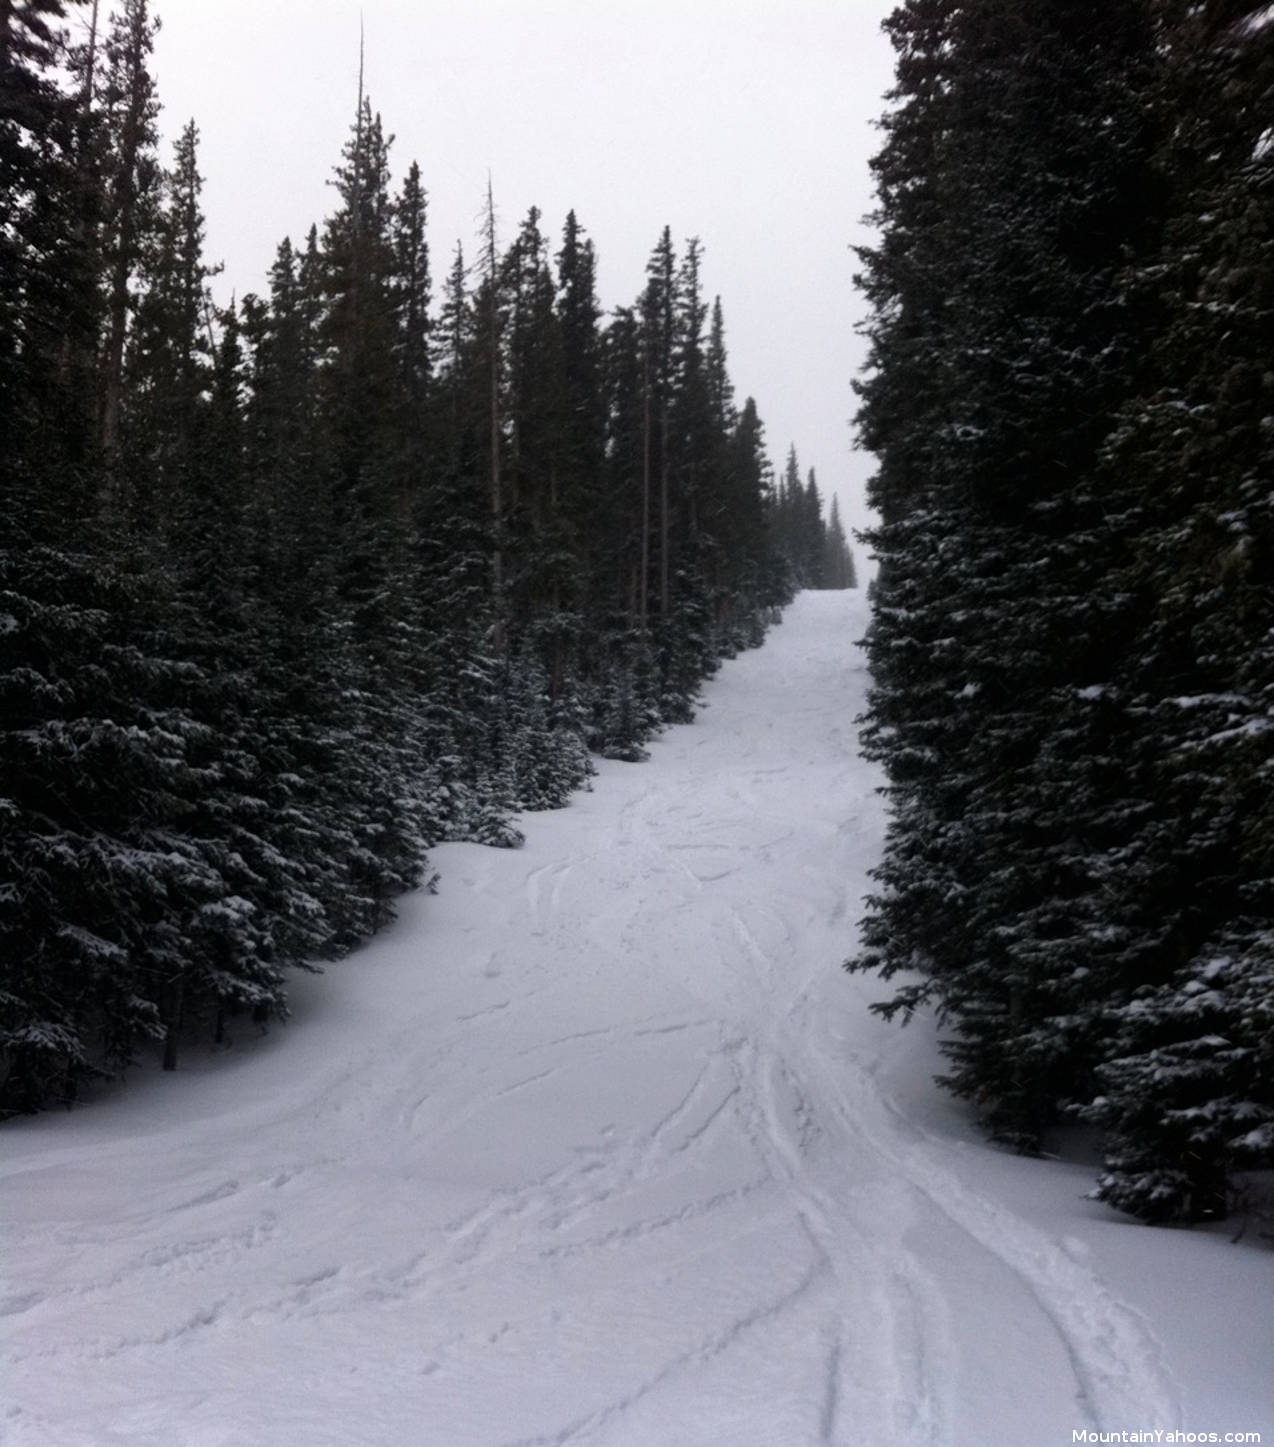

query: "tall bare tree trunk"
xmin=640 ymin=344 xmax=651 ymax=631
xmin=99 ymin=2 xmax=154 ymax=460
xmin=659 ymin=395 xmax=669 ymax=618
xmin=485 ymin=177 xmax=504 ymax=655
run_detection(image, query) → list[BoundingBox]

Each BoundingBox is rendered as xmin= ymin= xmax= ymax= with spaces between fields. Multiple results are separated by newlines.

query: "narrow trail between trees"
xmin=4 ymin=592 xmax=1270 ymax=1447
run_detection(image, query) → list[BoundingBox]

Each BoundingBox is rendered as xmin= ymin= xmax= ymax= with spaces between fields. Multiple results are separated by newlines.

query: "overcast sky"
xmin=138 ymin=1 xmax=898 ymax=557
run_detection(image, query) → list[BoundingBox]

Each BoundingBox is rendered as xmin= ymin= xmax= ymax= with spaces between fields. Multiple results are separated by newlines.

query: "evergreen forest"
xmin=0 ymin=0 xmax=854 ymax=1116
xmin=853 ymin=0 xmax=1273 ymax=1223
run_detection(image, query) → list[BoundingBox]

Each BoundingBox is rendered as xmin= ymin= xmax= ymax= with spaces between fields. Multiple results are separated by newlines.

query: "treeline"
xmin=853 ymin=0 xmax=1272 ymax=1222
xmin=0 ymin=0 xmax=853 ymax=1115
xmin=773 ymin=447 xmax=858 ymax=594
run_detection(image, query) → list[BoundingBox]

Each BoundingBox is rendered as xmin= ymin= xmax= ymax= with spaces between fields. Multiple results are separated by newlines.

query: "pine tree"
xmin=1 ymin=0 xmax=99 ymax=532
xmin=733 ymin=398 xmax=788 ymax=619
xmin=822 ymin=496 xmax=857 ymax=590
xmin=502 ymin=207 xmax=564 ymax=624
xmin=1080 ymin=0 xmax=1274 ymax=1221
xmin=850 ymin=0 xmax=1169 ymax=1149
xmin=770 ymin=446 xmax=825 ymax=589
xmin=95 ymin=0 xmax=161 ymax=476
xmin=390 ymin=158 xmax=431 ymax=506
xmin=853 ymin=0 xmax=1273 ymax=1220
xmin=642 ymin=227 xmax=677 ymax=626
xmin=701 ymin=302 xmax=772 ymax=643
xmin=122 ymin=117 xmax=216 ymax=535
xmin=547 ymin=210 xmax=605 ymax=693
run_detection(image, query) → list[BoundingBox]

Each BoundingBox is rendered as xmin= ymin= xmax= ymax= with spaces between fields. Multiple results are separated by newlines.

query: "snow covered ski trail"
xmin=4 ymin=591 xmax=1271 ymax=1447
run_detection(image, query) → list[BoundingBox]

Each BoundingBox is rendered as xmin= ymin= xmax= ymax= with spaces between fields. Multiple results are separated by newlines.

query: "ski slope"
xmin=4 ymin=591 xmax=1272 ymax=1447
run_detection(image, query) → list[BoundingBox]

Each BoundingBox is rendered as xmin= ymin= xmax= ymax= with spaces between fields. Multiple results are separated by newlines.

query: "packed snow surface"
xmin=4 ymin=592 xmax=1272 ymax=1447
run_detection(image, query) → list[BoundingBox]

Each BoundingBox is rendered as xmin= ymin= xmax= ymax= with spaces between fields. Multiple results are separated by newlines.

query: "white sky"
xmin=141 ymin=0 xmax=898 ymax=555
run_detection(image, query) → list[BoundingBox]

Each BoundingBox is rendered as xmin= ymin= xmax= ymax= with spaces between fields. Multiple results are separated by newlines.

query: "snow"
xmin=3 ymin=591 xmax=1272 ymax=1447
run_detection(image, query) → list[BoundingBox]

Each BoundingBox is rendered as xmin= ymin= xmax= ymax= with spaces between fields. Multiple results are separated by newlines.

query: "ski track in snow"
xmin=3 ymin=592 xmax=1270 ymax=1447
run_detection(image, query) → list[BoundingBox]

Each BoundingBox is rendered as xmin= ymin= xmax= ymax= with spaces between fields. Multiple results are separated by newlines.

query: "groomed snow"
xmin=3 ymin=591 xmax=1271 ymax=1447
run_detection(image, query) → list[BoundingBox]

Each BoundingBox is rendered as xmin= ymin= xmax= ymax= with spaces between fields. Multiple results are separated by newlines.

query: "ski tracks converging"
xmin=1 ymin=592 xmax=1201 ymax=1447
